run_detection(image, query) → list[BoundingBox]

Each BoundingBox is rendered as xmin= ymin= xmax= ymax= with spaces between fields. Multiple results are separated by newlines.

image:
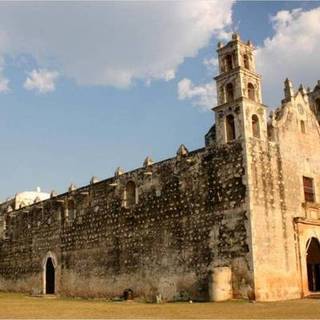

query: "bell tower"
xmin=213 ymin=33 xmax=267 ymax=144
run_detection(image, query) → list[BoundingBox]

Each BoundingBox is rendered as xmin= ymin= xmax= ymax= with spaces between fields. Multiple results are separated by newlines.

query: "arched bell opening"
xmin=243 ymin=54 xmax=250 ymax=70
xmin=248 ymin=83 xmax=255 ymax=101
xmin=252 ymin=114 xmax=260 ymax=138
xmin=226 ymin=83 xmax=234 ymax=103
xmin=225 ymin=114 xmax=236 ymax=142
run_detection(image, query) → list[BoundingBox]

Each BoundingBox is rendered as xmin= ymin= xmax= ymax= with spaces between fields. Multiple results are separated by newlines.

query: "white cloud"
xmin=256 ymin=7 xmax=320 ymax=107
xmin=0 ymin=76 xmax=9 ymax=93
xmin=24 ymin=69 xmax=59 ymax=94
xmin=0 ymin=56 xmax=9 ymax=93
xmin=163 ymin=69 xmax=176 ymax=82
xmin=203 ymin=57 xmax=219 ymax=73
xmin=0 ymin=1 xmax=234 ymax=89
xmin=178 ymin=78 xmax=216 ymax=110
xmin=216 ymin=30 xmax=233 ymax=41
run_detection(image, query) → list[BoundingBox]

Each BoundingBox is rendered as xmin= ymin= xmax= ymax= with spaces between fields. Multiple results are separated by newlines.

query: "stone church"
xmin=0 ymin=33 xmax=320 ymax=302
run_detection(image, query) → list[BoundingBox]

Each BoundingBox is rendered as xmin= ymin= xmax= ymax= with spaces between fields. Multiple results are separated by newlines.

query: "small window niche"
xmin=226 ymin=83 xmax=234 ymax=103
xmin=300 ymin=120 xmax=306 ymax=134
xmin=303 ymin=176 xmax=315 ymax=203
xmin=67 ymin=199 xmax=76 ymax=221
xmin=226 ymin=114 xmax=236 ymax=142
xmin=248 ymin=83 xmax=255 ymax=101
xmin=124 ymin=181 xmax=137 ymax=208
xmin=243 ymin=54 xmax=250 ymax=70
xmin=219 ymin=86 xmax=225 ymax=104
xmin=225 ymin=54 xmax=233 ymax=72
xmin=252 ymin=114 xmax=260 ymax=138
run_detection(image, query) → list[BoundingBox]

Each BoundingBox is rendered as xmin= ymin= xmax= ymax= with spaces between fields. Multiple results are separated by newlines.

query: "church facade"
xmin=0 ymin=34 xmax=320 ymax=301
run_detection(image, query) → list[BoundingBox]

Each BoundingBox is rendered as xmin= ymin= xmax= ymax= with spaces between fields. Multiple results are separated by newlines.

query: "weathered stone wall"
xmin=246 ymin=138 xmax=302 ymax=300
xmin=212 ymin=34 xmax=320 ymax=301
xmin=2 ymin=32 xmax=320 ymax=303
xmin=0 ymin=201 xmax=62 ymax=293
xmin=0 ymin=142 xmax=251 ymax=301
xmin=246 ymin=90 xmax=320 ymax=301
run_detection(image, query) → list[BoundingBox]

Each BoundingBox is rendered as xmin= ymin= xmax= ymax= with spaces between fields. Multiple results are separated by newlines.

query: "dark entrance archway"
xmin=306 ymin=237 xmax=320 ymax=292
xmin=45 ymin=257 xmax=55 ymax=294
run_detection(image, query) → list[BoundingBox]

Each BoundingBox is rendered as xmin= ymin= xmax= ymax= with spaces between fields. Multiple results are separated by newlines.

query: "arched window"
xmin=125 ymin=181 xmax=136 ymax=208
xmin=252 ymin=114 xmax=260 ymax=138
xmin=226 ymin=114 xmax=236 ymax=142
xmin=248 ymin=83 xmax=255 ymax=100
xmin=226 ymin=83 xmax=234 ymax=102
xmin=243 ymin=54 xmax=250 ymax=69
xmin=225 ymin=55 xmax=233 ymax=71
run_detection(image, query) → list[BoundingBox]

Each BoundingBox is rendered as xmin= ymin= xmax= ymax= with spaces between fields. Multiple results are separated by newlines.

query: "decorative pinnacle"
xmin=143 ymin=156 xmax=154 ymax=167
xmin=232 ymin=32 xmax=240 ymax=41
xmin=68 ymin=183 xmax=77 ymax=192
xmin=284 ymin=78 xmax=294 ymax=100
xmin=90 ymin=176 xmax=99 ymax=184
xmin=298 ymin=84 xmax=307 ymax=95
xmin=176 ymin=144 xmax=189 ymax=158
xmin=114 ymin=167 xmax=124 ymax=177
xmin=284 ymin=78 xmax=292 ymax=85
xmin=34 ymin=196 xmax=41 ymax=204
xmin=50 ymin=190 xmax=58 ymax=198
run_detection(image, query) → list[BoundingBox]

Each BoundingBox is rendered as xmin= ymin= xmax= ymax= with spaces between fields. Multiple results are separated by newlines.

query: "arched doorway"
xmin=45 ymin=257 xmax=55 ymax=294
xmin=306 ymin=238 xmax=320 ymax=292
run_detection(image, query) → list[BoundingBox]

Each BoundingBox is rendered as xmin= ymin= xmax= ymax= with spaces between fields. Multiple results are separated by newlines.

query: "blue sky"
xmin=1 ymin=1 xmax=320 ymax=201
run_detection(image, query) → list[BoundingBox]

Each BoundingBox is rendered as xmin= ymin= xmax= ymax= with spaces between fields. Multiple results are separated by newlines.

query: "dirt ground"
xmin=0 ymin=292 xmax=320 ymax=319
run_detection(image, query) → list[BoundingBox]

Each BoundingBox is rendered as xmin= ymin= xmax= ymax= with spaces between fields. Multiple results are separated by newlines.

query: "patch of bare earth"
xmin=0 ymin=293 xmax=320 ymax=319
